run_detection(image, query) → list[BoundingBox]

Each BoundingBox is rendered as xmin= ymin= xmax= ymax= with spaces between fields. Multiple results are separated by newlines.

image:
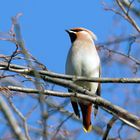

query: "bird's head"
xmin=65 ymin=27 xmax=97 ymax=43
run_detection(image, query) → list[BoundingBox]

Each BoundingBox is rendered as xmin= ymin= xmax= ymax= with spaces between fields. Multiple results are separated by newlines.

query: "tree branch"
xmin=116 ymin=0 xmax=140 ymax=33
xmin=0 ymin=95 xmax=26 ymax=140
xmin=97 ymin=34 xmax=140 ymax=46
xmin=1 ymin=62 xmax=140 ymax=83
xmin=2 ymin=85 xmax=140 ymax=132
xmin=7 ymin=98 xmax=31 ymax=140
xmin=103 ymin=116 xmax=117 ymax=140
xmin=121 ymin=0 xmax=140 ymax=16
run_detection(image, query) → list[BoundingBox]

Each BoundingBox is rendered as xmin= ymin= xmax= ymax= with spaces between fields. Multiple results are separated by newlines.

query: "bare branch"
xmin=2 ymin=85 xmax=140 ymax=131
xmin=98 ymin=45 xmax=140 ymax=65
xmin=8 ymin=98 xmax=31 ymax=140
xmin=0 ymin=95 xmax=26 ymax=140
xmin=1 ymin=62 xmax=140 ymax=83
xmin=1 ymin=11 xmax=140 ymax=139
xmin=122 ymin=0 xmax=140 ymax=16
xmin=103 ymin=116 xmax=118 ymax=140
xmin=97 ymin=34 xmax=140 ymax=46
xmin=11 ymin=14 xmax=49 ymax=140
xmin=7 ymin=44 xmax=19 ymax=68
xmin=116 ymin=0 xmax=140 ymax=32
xmin=52 ymin=114 xmax=73 ymax=139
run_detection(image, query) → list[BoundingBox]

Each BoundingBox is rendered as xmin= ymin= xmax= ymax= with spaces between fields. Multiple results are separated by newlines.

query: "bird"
xmin=65 ymin=27 xmax=101 ymax=132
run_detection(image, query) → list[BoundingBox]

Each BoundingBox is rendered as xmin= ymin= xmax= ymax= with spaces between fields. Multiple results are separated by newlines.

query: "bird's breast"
xmin=66 ymin=44 xmax=100 ymax=77
xmin=65 ymin=43 xmax=100 ymax=96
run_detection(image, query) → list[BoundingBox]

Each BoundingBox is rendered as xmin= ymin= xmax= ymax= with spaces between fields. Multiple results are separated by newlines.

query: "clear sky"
xmin=0 ymin=0 xmax=137 ymax=139
xmin=0 ymin=0 xmax=114 ymax=73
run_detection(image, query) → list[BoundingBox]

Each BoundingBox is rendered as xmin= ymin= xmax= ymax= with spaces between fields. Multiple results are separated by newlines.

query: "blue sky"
xmin=0 ymin=0 xmax=138 ymax=139
xmin=0 ymin=0 xmax=114 ymax=73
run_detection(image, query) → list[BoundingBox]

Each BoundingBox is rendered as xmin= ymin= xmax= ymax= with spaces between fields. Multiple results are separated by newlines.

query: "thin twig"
xmin=8 ymin=98 xmax=31 ymax=140
xmin=126 ymin=0 xmax=135 ymax=14
xmin=127 ymin=35 xmax=136 ymax=56
xmin=2 ymin=62 xmax=140 ymax=83
xmin=118 ymin=123 xmax=124 ymax=139
xmin=116 ymin=0 xmax=140 ymax=32
xmin=12 ymin=13 xmax=49 ymax=140
xmin=99 ymin=45 xmax=140 ymax=65
xmin=122 ymin=0 xmax=140 ymax=16
xmin=7 ymin=44 xmax=19 ymax=68
xmin=103 ymin=116 xmax=118 ymax=140
xmin=2 ymin=85 xmax=140 ymax=132
xmin=52 ymin=114 xmax=73 ymax=139
xmin=0 ymin=95 xmax=26 ymax=140
xmin=97 ymin=34 xmax=140 ymax=46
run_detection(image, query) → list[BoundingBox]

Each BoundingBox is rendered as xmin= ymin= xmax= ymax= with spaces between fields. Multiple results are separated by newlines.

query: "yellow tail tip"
xmin=83 ymin=125 xmax=92 ymax=133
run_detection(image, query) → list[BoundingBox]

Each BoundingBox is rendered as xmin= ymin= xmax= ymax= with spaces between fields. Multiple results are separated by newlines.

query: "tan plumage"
xmin=65 ymin=27 xmax=101 ymax=132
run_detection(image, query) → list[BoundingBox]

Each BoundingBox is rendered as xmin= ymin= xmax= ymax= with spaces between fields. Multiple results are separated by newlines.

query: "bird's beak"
xmin=65 ymin=29 xmax=70 ymax=34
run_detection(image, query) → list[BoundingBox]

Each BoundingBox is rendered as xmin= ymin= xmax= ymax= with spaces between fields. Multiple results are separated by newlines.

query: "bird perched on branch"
xmin=65 ymin=27 xmax=101 ymax=132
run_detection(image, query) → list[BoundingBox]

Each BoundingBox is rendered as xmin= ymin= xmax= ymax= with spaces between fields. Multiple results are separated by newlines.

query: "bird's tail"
xmin=79 ymin=103 xmax=92 ymax=132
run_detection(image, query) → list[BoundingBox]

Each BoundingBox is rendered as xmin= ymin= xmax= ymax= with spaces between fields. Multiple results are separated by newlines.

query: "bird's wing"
xmin=94 ymin=66 xmax=101 ymax=117
xmin=96 ymin=66 xmax=101 ymax=96
xmin=68 ymin=89 xmax=80 ymax=118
